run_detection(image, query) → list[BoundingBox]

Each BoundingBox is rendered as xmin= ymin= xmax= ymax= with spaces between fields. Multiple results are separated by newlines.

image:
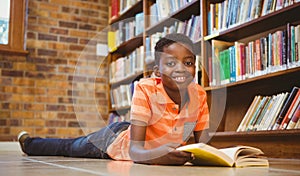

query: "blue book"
xmin=229 ymin=46 xmax=236 ymax=82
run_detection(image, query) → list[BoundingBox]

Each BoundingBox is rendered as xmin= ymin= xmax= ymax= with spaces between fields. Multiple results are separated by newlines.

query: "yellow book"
xmin=177 ymin=143 xmax=269 ymax=167
xmin=108 ymin=31 xmax=117 ymax=52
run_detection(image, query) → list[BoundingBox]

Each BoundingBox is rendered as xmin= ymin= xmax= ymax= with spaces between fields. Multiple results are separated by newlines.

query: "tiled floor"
xmin=0 ymin=142 xmax=300 ymax=176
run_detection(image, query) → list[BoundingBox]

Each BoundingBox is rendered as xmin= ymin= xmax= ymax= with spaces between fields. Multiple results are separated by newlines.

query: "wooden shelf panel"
xmin=145 ymin=0 xmax=200 ymax=36
xmin=204 ymin=66 xmax=300 ymax=91
xmin=209 ymin=129 xmax=300 ymax=158
xmin=109 ymin=0 xmax=143 ymax=25
xmin=210 ymin=129 xmax=300 ymax=138
xmin=204 ymin=3 xmax=300 ymax=42
xmin=110 ymin=70 xmax=143 ymax=88
xmin=109 ymin=35 xmax=143 ymax=56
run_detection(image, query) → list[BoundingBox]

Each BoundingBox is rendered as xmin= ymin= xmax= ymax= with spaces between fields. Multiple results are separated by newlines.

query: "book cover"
xmin=110 ymin=0 xmax=119 ymax=20
xmin=279 ymin=90 xmax=300 ymax=129
xmin=286 ymin=103 xmax=300 ymax=129
xmin=246 ymin=96 xmax=269 ymax=131
xmin=237 ymin=95 xmax=261 ymax=132
xmin=177 ymin=143 xmax=269 ymax=167
xmin=253 ymin=96 xmax=272 ymax=131
xmin=211 ymin=40 xmax=234 ymax=86
xmin=229 ymin=46 xmax=236 ymax=82
xmin=264 ymin=93 xmax=289 ymax=130
xmin=273 ymin=87 xmax=300 ymax=130
xmin=219 ymin=49 xmax=230 ymax=84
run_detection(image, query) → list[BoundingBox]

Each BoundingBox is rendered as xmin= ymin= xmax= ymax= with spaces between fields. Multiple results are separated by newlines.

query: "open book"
xmin=177 ymin=143 xmax=269 ymax=167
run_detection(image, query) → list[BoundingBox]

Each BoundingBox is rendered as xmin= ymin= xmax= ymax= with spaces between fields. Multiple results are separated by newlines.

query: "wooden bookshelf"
xmin=145 ymin=0 xmax=200 ymax=35
xmin=202 ymin=0 xmax=300 ymax=159
xmin=109 ymin=35 xmax=143 ymax=56
xmin=107 ymin=0 xmax=201 ymax=113
xmin=204 ymin=3 xmax=300 ymax=42
xmin=109 ymin=0 xmax=143 ymax=25
xmin=209 ymin=129 xmax=300 ymax=158
xmin=107 ymin=0 xmax=300 ymax=159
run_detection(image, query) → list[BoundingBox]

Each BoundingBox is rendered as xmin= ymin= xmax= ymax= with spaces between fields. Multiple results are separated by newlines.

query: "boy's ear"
xmin=153 ymin=65 xmax=161 ymax=77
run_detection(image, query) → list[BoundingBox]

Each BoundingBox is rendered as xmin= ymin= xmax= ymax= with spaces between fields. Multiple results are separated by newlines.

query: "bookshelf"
xmin=202 ymin=0 xmax=300 ymax=159
xmin=107 ymin=0 xmax=300 ymax=158
xmin=107 ymin=0 xmax=202 ymax=118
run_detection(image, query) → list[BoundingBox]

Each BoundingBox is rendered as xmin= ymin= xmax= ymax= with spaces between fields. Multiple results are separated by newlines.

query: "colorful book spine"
xmin=286 ymin=103 xmax=300 ymax=129
xmin=273 ymin=87 xmax=300 ymax=130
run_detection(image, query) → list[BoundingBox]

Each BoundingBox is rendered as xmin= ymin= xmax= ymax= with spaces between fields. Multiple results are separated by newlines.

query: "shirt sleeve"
xmin=194 ymin=90 xmax=210 ymax=131
xmin=130 ymin=82 xmax=152 ymax=123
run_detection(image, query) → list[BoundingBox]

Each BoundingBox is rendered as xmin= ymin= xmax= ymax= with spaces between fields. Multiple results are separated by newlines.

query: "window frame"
xmin=0 ymin=0 xmax=28 ymax=55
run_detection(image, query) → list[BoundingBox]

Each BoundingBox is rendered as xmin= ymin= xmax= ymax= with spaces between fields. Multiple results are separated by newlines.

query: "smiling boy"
xmin=18 ymin=33 xmax=209 ymax=165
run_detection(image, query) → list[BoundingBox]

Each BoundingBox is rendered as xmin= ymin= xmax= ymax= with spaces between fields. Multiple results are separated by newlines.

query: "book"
xmin=211 ymin=40 xmax=234 ymax=86
xmin=177 ymin=143 xmax=269 ymax=167
xmin=286 ymin=103 xmax=300 ymax=129
xmin=273 ymin=86 xmax=300 ymax=130
xmin=110 ymin=0 xmax=119 ymax=20
xmin=236 ymin=95 xmax=262 ymax=132
xmin=246 ymin=96 xmax=270 ymax=131
xmin=264 ymin=92 xmax=289 ymax=130
xmin=279 ymin=89 xmax=300 ymax=129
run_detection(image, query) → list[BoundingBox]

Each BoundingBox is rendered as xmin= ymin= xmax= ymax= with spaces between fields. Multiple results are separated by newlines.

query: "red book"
xmin=279 ymin=89 xmax=300 ymax=129
xmin=255 ymin=39 xmax=262 ymax=71
xmin=286 ymin=103 xmax=300 ymax=129
xmin=273 ymin=87 xmax=299 ymax=130
xmin=110 ymin=0 xmax=119 ymax=20
xmin=208 ymin=56 xmax=213 ymax=86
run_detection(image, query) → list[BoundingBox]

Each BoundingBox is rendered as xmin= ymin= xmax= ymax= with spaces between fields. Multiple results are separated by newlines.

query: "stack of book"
xmin=237 ymin=86 xmax=300 ymax=132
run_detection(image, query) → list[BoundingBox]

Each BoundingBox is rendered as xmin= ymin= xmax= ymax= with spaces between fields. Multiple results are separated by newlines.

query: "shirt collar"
xmin=154 ymin=78 xmax=200 ymax=110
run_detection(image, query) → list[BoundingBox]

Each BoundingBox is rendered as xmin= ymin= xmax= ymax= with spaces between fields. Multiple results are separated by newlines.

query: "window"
xmin=0 ymin=0 xmax=28 ymax=55
xmin=0 ymin=0 xmax=10 ymax=45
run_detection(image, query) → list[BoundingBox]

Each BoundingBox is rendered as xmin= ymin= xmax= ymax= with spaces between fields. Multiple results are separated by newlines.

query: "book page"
xmin=219 ymin=146 xmax=268 ymax=167
xmin=220 ymin=146 xmax=264 ymax=159
xmin=177 ymin=143 xmax=234 ymax=166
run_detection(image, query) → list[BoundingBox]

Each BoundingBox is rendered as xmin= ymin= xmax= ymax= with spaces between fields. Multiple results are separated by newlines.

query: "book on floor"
xmin=177 ymin=143 xmax=269 ymax=167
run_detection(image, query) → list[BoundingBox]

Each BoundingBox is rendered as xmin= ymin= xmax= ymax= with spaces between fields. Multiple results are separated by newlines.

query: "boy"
xmin=18 ymin=33 xmax=209 ymax=165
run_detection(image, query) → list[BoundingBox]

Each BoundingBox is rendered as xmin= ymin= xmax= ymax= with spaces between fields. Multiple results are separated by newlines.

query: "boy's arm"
xmin=129 ymin=120 xmax=193 ymax=165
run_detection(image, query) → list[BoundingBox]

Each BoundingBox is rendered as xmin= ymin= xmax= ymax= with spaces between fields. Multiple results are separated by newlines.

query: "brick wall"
xmin=0 ymin=0 xmax=109 ymax=141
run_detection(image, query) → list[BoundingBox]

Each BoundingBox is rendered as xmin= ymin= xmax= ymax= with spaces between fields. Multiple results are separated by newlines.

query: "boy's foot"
xmin=18 ymin=131 xmax=29 ymax=153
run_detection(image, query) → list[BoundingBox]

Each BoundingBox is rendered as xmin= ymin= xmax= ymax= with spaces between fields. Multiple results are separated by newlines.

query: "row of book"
xmin=110 ymin=81 xmax=138 ymax=109
xmin=108 ymin=11 xmax=144 ymax=52
xmin=145 ymin=15 xmax=202 ymax=64
xmin=109 ymin=45 xmax=144 ymax=83
xmin=237 ymin=86 xmax=300 ymax=132
xmin=208 ymin=0 xmax=299 ymax=35
xmin=110 ymin=0 xmax=140 ymax=21
xmin=209 ymin=23 xmax=300 ymax=86
xmin=149 ymin=0 xmax=195 ymax=26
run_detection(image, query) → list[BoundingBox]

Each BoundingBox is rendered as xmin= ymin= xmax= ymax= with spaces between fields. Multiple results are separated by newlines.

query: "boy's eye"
xmin=184 ymin=61 xmax=194 ymax=66
xmin=166 ymin=61 xmax=176 ymax=67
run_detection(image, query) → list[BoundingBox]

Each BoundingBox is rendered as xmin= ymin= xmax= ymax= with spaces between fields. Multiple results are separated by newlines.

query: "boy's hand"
xmin=134 ymin=143 xmax=194 ymax=165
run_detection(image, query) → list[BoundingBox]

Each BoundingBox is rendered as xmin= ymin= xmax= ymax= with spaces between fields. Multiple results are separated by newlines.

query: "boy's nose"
xmin=175 ymin=62 xmax=186 ymax=72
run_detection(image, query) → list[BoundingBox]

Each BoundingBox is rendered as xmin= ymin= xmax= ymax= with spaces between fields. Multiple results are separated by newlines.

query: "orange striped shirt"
xmin=107 ymin=78 xmax=209 ymax=160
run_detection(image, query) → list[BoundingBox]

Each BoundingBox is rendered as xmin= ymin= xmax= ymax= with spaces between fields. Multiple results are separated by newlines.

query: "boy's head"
xmin=153 ymin=33 xmax=196 ymax=92
xmin=154 ymin=33 xmax=195 ymax=66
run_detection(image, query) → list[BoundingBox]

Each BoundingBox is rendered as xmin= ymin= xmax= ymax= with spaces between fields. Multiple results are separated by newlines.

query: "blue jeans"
xmin=23 ymin=121 xmax=130 ymax=159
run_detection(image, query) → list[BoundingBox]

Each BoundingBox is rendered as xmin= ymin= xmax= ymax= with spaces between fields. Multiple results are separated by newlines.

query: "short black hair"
xmin=154 ymin=33 xmax=195 ymax=65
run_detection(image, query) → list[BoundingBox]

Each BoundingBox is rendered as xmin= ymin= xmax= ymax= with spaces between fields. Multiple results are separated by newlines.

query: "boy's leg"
xmin=23 ymin=121 xmax=130 ymax=158
xmin=87 ymin=121 xmax=130 ymax=153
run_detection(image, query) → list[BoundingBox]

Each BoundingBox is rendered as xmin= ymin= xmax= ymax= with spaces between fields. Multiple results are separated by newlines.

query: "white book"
xmin=156 ymin=0 xmax=171 ymax=21
xmin=267 ymin=92 xmax=289 ymax=130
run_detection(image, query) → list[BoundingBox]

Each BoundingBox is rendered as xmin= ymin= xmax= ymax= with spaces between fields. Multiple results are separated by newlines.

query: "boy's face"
xmin=158 ymin=42 xmax=196 ymax=91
